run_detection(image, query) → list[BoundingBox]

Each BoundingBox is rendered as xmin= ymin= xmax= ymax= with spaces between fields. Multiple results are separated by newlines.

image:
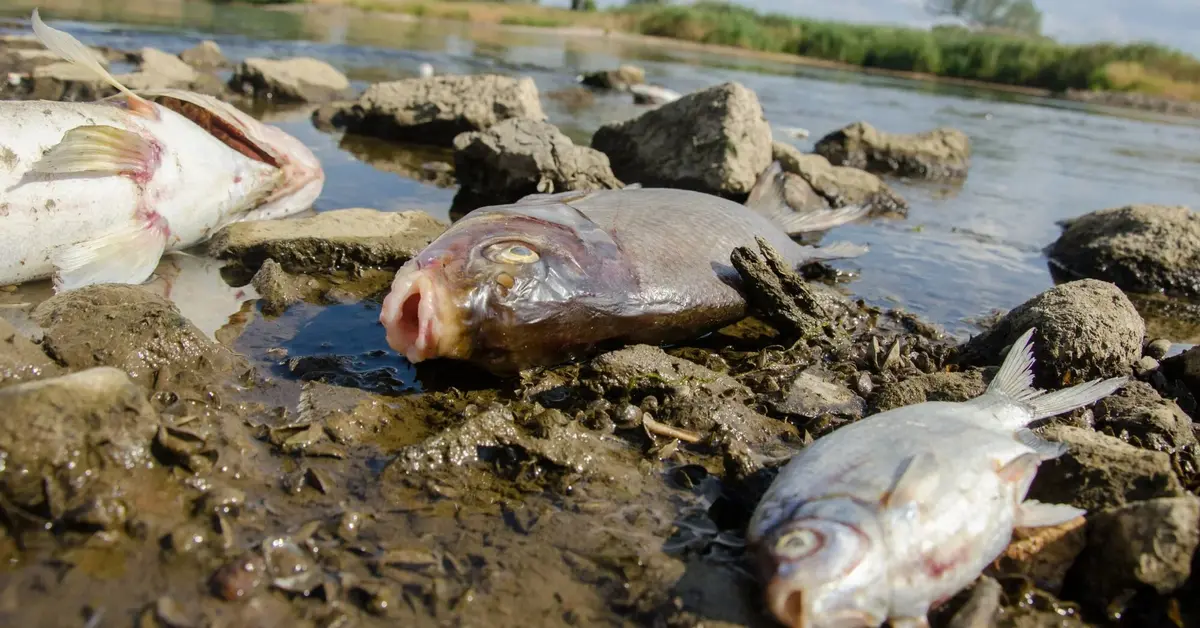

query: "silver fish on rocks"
xmin=746 ymin=327 xmax=1127 ymax=628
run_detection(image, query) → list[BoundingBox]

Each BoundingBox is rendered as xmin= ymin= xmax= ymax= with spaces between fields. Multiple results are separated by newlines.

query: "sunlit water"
xmin=3 ymin=0 xmax=1199 ymax=379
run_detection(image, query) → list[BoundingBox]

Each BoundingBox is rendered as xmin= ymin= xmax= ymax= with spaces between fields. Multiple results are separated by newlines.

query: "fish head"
xmin=138 ymin=89 xmax=325 ymax=220
xmin=380 ymin=199 xmax=638 ymax=373
xmin=757 ymin=516 xmax=889 ymax=628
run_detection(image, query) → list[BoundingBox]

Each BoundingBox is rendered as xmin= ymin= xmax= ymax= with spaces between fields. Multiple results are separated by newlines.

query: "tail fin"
xmin=985 ymin=327 xmax=1127 ymax=423
xmin=745 ymin=161 xmax=870 ymax=236
xmin=31 ymin=9 xmax=156 ymax=118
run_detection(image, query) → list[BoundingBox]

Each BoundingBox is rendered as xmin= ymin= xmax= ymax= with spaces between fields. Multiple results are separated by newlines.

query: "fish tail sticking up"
xmin=982 ymin=327 xmax=1128 ymax=428
xmin=30 ymin=9 xmax=156 ymax=119
xmin=744 ymin=161 xmax=871 ymax=235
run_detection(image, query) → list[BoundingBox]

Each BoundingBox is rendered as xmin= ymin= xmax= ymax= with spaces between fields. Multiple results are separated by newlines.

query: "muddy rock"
xmin=120 ymin=47 xmax=200 ymax=91
xmin=545 ymin=86 xmax=595 ymax=112
xmin=813 ymin=121 xmax=971 ymax=180
xmin=230 ymin=56 xmax=351 ymax=103
xmin=179 ymin=39 xmax=226 ymax=69
xmin=1047 ymin=204 xmax=1200 ymax=300
xmin=1090 ymin=380 xmax=1197 ymax=463
xmin=451 ymin=118 xmax=623 ymax=213
xmin=590 ymin=82 xmax=772 ymax=198
xmin=1160 ymin=345 xmax=1200 ymax=415
xmin=297 ymin=381 xmax=390 ymax=445
xmin=769 ymin=365 xmax=864 ymax=420
xmin=990 ymin=517 xmax=1087 ymax=594
xmin=209 ymin=208 xmax=447 ymax=274
xmin=579 ymin=64 xmax=645 ymax=90
xmin=0 ymin=317 xmax=60 ymax=386
xmin=1 ymin=42 xmax=107 ymax=74
xmin=251 ymin=259 xmax=311 ymax=316
xmin=582 ymin=345 xmax=796 ymax=449
xmin=953 ymin=279 xmax=1144 ymax=389
xmin=1070 ymin=496 xmax=1200 ymax=604
xmin=1026 ymin=425 xmax=1185 ymax=512
xmin=945 ymin=576 xmax=1002 ymax=628
xmin=869 ymin=370 xmax=986 ymax=413
xmin=31 ymin=284 xmax=248 ymax=386
xmin=0 ymin=366 xmax=158 ymax=518
xmin=328 ymin=74 xmax=546 ymax=147
xmin=26 ymin=61 xmax=112 ymax=101
xmin=773 ymin=142 xmax=908 ymax=216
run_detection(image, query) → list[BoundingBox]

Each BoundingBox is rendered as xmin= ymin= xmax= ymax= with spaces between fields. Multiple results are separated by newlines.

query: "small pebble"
xmin=1134 ymin=356 xmax=1159 ymax=377
xmin=1145 ymin=338 xmax=1172 ymax=360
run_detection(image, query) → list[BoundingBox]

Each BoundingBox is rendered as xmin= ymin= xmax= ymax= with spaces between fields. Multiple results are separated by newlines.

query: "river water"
xmin=3 ymin=0 xmax=1200 ymax=354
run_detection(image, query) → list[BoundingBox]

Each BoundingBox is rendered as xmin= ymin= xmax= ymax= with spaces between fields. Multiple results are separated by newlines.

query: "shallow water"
xmin=3 ymin=0 xmax=1200 ymax=357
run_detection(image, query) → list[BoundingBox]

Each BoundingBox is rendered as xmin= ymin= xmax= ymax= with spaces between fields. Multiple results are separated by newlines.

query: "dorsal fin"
xmin=744 ymin=160 xmax=870 ymax=236
xmin=31 ymin=9 xmax=156 ymax=118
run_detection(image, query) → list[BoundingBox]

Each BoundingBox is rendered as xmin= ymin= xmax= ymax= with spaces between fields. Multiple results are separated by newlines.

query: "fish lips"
xmin=380 ymin=266 xmax=464 ymax=364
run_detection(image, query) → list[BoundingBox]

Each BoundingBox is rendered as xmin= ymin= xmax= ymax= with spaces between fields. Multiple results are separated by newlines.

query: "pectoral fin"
xmin=745 ymin=161 xmax=871 ymax=235
xmin=30 ymin=125 xmax=161 ymax=181
xmin=52 ymin=215 xmax=170 ymax=292
xmin=884 ymin=452 xmax=942 ymax=508
xmin=1015 ymin=499 xmax=1086 ymax=528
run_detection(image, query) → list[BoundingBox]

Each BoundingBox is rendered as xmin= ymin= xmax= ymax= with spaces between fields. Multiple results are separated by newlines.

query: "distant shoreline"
xmin=267 ymin=1 xmax=1200 ymax=121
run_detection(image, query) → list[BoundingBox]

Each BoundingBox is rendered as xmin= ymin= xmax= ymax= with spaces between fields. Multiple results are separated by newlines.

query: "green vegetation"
xmin=622 ymin=1 xmax=1200 ymax=97
xmin=501 ymin=14 xmax=570 ymax=27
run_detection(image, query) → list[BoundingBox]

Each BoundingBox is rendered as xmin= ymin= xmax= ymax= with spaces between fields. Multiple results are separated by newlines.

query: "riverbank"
xmin=270 ymin=0 xmax=1200 ymax=115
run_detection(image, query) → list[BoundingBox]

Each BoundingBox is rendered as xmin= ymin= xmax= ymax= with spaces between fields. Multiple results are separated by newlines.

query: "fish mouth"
xmin=380 ymin=268 xmax=462 ymax=364
xmin=767 ymin=579 xmax=809 ymax=628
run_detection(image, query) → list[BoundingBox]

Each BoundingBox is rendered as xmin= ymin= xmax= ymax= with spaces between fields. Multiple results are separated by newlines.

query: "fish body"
xmin=0 ymin=10 xmax=324 ymax=292
xmin=380 ymin=162 xmax=869 ymax=374
xmin=746 ymin=328 xmax=1127 ymax=628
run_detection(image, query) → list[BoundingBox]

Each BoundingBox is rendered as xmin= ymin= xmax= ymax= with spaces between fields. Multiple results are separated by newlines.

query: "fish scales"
xmin=746 ymin=327 xmax=1127 ymax=627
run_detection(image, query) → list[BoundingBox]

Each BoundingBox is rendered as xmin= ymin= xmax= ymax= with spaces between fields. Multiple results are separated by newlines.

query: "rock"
xmin=1 ymin=44 xmax=107 ymax=74
xmin=579 ymin=64 xmax=645 ymax=90
xmin=31 ymin=284 xmax=248 ymax=386
xmin=0 ymin=317 xmax=61 ymax=387
xmin=772 ymin=142 xmax=908 ymax=216
xmin=451 ymin=118 xmax=623 ymax=213
xmin=0 ymin=367 xmax=158 ymax=518
xmin=1070 ymin=496 xmax=1200 ymax=604
xmin=329 ymin=75 xmax=546 ymax=147
xmin=813 ymin=121 xmax=971 ymax=180
xmin=953 ymin=279 xmax=1145 ymax=389
xmin=768 ymin=366 xmax=864 ymax=420
xmin=1145 ymin=338 xmax=1173 ymax=360
xmin=27 ymin=61 xmax=113 ymax=101
xmin=1133 ymin=355 xmax=1159 ymax=377
xmin=1026 ymin=425 xmax=1185 ymax=512
xmin=1046 ymin=205 xmax=1200 ymax=299
xmin=590 ymin=82 xmax=772 ymax=198
xmin=179 ymin=40 xmax=226 ymax=69
xmin=230 ymin=57 xmax=351 ymax=104
xmin=1090 ymin=381 xmax=1197 ymax=460
xmin=869 ymin=370 xmax=986 ymax=413
xmin=545 ymin=86 xmax=595 ymax=112
xmin=208 ymin=208 xmax=447 ymax=274
xmin=990 ymin=516 xmax=1086 ymax=594
xmin=251 ymin=259 xmax=307 ymax=316
xmin=120 ymin=47 xmax=199 ymax=91
xmin=1160 ymin=346 xmax=1200 ymax=407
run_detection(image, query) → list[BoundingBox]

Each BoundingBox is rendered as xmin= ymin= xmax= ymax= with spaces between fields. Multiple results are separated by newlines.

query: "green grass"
xmin=500 ymin=15 xmax=570 ymax=27
xmin=622 ymin=1 xmax=1200 ymax=97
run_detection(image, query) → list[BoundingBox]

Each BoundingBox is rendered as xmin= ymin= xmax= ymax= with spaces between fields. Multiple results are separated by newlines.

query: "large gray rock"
xmin=208 ymin=208 xmax=447 ymax=274
xmin=590 ymin=82 xmax=772 ymax=198
xmin=813 ymin=121 xmax=971 ymax=180
xmin=230 ymin=57 xmax=351 ymax=103
xmin=1071 ymin=496 xmax=1200 ymax=604
xmin=773 ymin=142 xmax=908 ymax=216
xmin=328 ymin=74 xmax=546 ymax=147
xmin=451 ymin=118 xmax=623 ymax=213
xmin=179 ymin=40 xmax=226 ymax=69
xmin=953 ymin=279 xmax=1145 ymax=389
xmin=1047 ymin=204 xmax=1200 ymax=299
xmin=120 ymin=47 xmax=199 ymax=91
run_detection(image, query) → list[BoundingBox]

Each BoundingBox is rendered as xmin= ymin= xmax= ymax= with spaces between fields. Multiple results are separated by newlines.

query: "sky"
xmin=563 ymin=0 xmax=1200 ymax=56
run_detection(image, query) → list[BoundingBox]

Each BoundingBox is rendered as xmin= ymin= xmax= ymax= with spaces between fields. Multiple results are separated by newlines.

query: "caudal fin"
xmin=745 ymin=161 xmax=871 ymax=235
xmin=984 ymin=327 xmax=1127 ymax=424
xmin=31 ymin=9 xmax=155 ymax=117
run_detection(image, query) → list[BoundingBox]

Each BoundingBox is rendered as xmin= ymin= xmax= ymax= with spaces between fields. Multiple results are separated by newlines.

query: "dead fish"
xmin=746 ymin=327 xmax=1127 ymax=628
xmin=0 ymin=10 xmax=324 ymax=292
xmin=629 ymin=83 xmax=682 ymax=105
xmin=379 ymin=161 xmax=870 ymax=374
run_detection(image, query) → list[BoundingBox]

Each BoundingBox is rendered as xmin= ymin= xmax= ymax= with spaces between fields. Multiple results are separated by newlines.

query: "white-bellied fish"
xmin=746 ymin=327 xmax=1127 ymax=627
xmin=0 ymin=10 xmax=324 ymax=292
xmin=379 ymin=162 xmax=870 ymax=374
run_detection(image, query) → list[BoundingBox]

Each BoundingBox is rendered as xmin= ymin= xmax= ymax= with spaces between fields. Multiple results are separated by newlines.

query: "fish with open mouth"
xmin=0 ymin=9 xmax=324 ymax=292
xmin=746 ymin=327 xmax=1127 ymax=628
xmin=379 ymin=162 xmax=870 ymax=374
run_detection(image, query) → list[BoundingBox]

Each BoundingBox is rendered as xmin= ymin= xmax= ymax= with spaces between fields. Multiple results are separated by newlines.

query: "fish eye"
xmin=774 ymin=528 xmax=823 ymax=559
xmin=485 ymin=241 xmax=540 ymax=265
